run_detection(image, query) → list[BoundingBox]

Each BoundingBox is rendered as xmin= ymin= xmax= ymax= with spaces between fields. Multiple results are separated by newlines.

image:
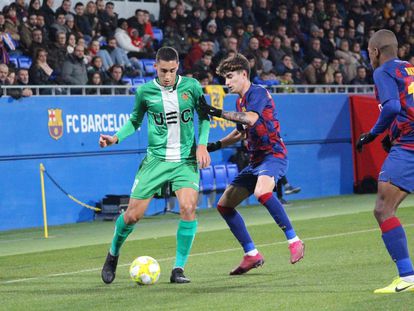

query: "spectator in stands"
xmin=142 ymin=10 xmax=154 ymax=42
xmin=193 ymin=50 xmax=213 ymax=77
xmin=303 ymin=56 xmax=325 ymax=85
xmin=66 ymin=33 xmax=76 ymax=53
xmin=163 ymin=8 xmax=179 ymax=33
xmin=332 ymin=71 xmax=346 ymax=93
xmin=203 ymin=20 xmax=220 ymax=54
xmin=13 ymin=68 xmax=33 ymax=98
xmin=104 ymin=37 xmax=141 ymax=77
xmin=15 ymin=0 xmax=28 ymax=23
xmin=4 ymin=4 xmax=21 ymax=43
xmin=88 ymin=55 xmax=110 ymax=81
xmin=184 ymin=38 xmax=210 ymax=71
xmin=18 ymin=13 xmax=38 ymax=55
xmin=243 ymin=36 xmax=263 ymax=71
xmin=61 ymin=44 xmax=88 ymax=89
xmin=233 ymin=6 xmax=244 ymax=25
xmin=28 ymin=0 xmax=41 ymax=16
xmin=275 ymin=54 xmax=295 ymax=75
xmin=50 ymin=13 xmax=68 ymax=42
xmin=7 ymin=69 xmax=16 ymax=85
xmin=324 ymin=57 xmax=341 ymax=84
xmin=259 ymin=47 xmax=273 ymax=73
xmin=268 ymin=36 xmax=286 ymax=66
xmin=28 ymin=28 xmax=47 ymax=58
xmin=85 ymin=1 xmax=100 ymax=39
xmin=104 ymin=64 xmax=127 ymax=94
xmin=48 ymin=31 xmax=68 ymax=75
xmin=64 ymin=13 xmax=82 ymax=39
xmin=321 ymin=29 xmax=336 ymax=61
xmin=245 ymin=53 xmax=259 ymax=81
xmin=87 ymin=39 xmax=113 ymax=71
xmin=291 ymin=40 xmax=304 ymax=69
xmin=41 ymin=0 xmax=55 ymax=27
xmin=175 ymin=3 xmax=187 ymax=28
xmin=98 ymin=1 xmax=117 ymax=38
xmin=234 ymin=24 xmax=249 ymax=51
xmin=305 ymin=38 xmax=328 ymax=65
xmin=187 ymin=6 xmax=202 ymax=30
xmin=278 ymin=70 xmax=295 ymax=93
xmin=335 ymin=39 xmax=360 ymax=82
xmin=114 ymin=18 xmax=142 ymax=55
xmin=75 ymin=2 xmax=95 ymax=44
xmin=161 ymin=23 xmax=190 ymax=56
xmin=351 ymin=66 xmax=370 ymax=86
xmin=223 ymin=7 xmax=236 ymax=27
xmin=56 ymin=0 xmax=73 ymax=18
xmin=254 ymin=0 xmax=272 ymax=30
xmin=86 ymin=71 xmax=104 ymax=95
xmin=36 ymin=13 xmax=49 ymax=43
xmin=127 ymin=9 xmax=145 ymax=37
xmin=29 ymin=48 xmax=54 ymax=94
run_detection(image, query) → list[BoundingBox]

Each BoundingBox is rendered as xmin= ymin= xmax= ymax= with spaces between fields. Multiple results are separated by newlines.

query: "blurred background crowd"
xmin=0 ymin=0 xmax=413 ymax=97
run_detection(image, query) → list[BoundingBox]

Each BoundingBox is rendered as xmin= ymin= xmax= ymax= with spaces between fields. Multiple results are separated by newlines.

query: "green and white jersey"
xmin=116 ymin=75 xmax=210 ymax=162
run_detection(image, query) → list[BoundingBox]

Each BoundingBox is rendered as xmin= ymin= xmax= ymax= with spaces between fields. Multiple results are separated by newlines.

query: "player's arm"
xmin=99 ymin=88 xmax=146 ymax=148
xmin=207 ymin=127 xmax=246 ymax=152
xmin=195 ymin=87 xmax=211 ymax=168
xmin=356 ymin=70 xmax=400 ymax=152
xmin=199 ymin=94 xmax=259 ymax=126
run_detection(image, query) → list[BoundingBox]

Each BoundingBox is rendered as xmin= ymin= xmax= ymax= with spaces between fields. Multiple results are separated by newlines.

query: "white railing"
xmin=0 ymin=84 xmax=375 ymax=96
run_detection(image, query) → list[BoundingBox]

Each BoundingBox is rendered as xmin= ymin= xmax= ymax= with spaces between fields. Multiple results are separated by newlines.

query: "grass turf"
xmin=1 ymin=194 xmax=414 ymax=310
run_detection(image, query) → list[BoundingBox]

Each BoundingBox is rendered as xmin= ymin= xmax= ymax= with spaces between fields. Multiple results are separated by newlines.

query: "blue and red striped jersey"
xmin=374 ymin=58 xmax=414 ymax=150
xmin=236 ymin=84 xmax=287 ymax=163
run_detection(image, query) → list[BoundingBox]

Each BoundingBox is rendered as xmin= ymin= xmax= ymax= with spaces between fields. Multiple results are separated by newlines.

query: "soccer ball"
xmin=129 ymin=256 xmax=161 ymax=285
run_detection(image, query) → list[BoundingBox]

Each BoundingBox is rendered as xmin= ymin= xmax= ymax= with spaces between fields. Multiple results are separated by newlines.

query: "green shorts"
xmin=130 ymin=154 xmax=200 ymax=199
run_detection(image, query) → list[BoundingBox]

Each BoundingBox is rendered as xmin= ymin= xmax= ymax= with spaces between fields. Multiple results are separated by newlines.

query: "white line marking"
xmin=2 ymin=224 xmax=414 ymax=285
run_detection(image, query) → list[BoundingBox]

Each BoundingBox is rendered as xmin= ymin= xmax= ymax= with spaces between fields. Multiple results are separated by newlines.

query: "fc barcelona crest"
xmin=48 ymin=109 xmax=63 ymax=140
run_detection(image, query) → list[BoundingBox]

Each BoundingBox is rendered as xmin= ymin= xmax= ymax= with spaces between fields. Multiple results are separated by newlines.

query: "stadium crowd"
xmin=0 ymin=0 xmax=414 ymax=97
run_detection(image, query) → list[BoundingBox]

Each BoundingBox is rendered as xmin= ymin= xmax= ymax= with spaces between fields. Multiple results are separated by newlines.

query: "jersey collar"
xmin=154 ymin=75 xmax=182 ymax=92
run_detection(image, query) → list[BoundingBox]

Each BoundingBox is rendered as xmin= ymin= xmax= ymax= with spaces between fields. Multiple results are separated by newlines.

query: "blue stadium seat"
xmin=152 ymin=28 xmax=163 ymax=43
xmin=122 ymin=77 xmax=132 ymax=85
xmin=18 ymin=57 xmax=32 ymax=69
xmin=133 ymin=78 xmax=146 ymax=85
xmin=226 ymin=164 xmax=238 ymax=184
xmin=9 ymin=56 xmax=18 ymax=68
xmin=142 ymin=59 xmax=156 ymax=75
xmin=213 ymin=164 xmax=227 ymax=191
xmin=200 ymin=166 xmax=214 ymax=192
xmin=144 ymin=76 xmax=154 ymax=82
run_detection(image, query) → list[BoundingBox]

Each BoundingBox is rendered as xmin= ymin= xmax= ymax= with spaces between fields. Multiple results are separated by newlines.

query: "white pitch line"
xmin=2 ymin=224 xmax=414 ymax=285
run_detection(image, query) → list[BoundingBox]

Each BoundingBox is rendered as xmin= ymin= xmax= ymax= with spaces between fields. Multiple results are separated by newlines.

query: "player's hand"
xmin=199 ymin=95 xmax=222 ymax=117
xmin=207 ymin=141 xmax=222 ymax=152
xmin=356 ymin=132 xmax=377 ymax=152
xmin=381 ymin=135 xmax=392 ymax=153
xmin=99 ymin=134 xmax=118 ymax=148
xmin=196 ymin=145 xmax=211 ymax=169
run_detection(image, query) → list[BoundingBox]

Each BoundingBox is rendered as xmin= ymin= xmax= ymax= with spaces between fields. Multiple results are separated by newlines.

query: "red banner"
xmin=349 ymin=95 xmax=388 ymax=193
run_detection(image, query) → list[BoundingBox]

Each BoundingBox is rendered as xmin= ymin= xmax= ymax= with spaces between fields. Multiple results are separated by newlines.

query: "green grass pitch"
xmin=1 ymin=194 xmax=414 ymax=311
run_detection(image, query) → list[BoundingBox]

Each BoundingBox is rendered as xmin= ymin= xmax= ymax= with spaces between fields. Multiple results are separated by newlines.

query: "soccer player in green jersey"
xmin=100 ymin=47 xmax=211 ymax=284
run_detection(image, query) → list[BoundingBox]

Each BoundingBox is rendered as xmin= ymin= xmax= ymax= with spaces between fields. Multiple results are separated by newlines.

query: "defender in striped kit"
xmin=100 ymin=47 xmax=211 ymax=284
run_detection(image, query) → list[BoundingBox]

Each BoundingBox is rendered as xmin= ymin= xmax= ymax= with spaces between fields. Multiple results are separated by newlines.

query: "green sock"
xmin=110 ymin=213 xmax=135 ymax=256
xmin=174 ymin=219 xmax=198 ymax=269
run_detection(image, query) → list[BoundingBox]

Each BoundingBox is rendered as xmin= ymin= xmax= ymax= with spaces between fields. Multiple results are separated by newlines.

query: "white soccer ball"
xmin=129 ymin=256 xmax=161 ymax=285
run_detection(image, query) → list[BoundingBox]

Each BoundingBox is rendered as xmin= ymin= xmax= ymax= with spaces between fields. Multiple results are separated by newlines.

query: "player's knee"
xmin=217 ymin=204 xmax=235 ymax=216
xmin=124 ymin=212 xmax=142 ymax=225
xmin=179 ymin=202 xmax=196 ymax=215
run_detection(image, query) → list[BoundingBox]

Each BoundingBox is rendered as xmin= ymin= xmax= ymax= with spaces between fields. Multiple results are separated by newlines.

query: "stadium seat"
xmin=133 ymin=78 xmax=146 ymax=85
xmin=226 ymin=164 xmax=238 ymax=184
xmin=152 ymin=28 xmax=163 ymax=43
xmin=141 ymin=59 xmax=156 ymax=75
xmin=18 ymin=57 xmax=32 ymax=69
xmin=200 ymin=166 xmax=214 ymax=192
xmin=213 ymin=164 xmax=227 ymax=191
xmin=8 ymin=56 xmax=18 ymax=68
xmin=122 ymin=77 xmax=132 ymax=85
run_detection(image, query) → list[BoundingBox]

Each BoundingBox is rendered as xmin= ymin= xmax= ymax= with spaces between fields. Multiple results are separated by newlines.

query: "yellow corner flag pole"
xmin=40 ymin=163 xmax=49 ymax=238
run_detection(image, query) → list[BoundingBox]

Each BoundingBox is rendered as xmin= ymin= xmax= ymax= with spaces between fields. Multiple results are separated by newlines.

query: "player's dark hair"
xmin=216 ymin=53 xmax=250 ymax=78
xmin=156 ymin=47 xmax=179 ymax=63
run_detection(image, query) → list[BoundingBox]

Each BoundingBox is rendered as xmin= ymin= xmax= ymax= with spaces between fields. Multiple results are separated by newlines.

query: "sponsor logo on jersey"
xmin=182 ymin=93 xmax=189 ymax=101
xmin=48 ymin=108 xmax=64 ymax=140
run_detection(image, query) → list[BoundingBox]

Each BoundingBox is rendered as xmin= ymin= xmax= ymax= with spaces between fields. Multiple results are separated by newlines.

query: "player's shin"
xmin=110 ymin=212 xmax=135 ymax=256
xmin=174 ymin=219 xmax=198 ymax=268
xmin=217 ymin=204 xmax=256 ymax=253
xmin=258 ymin=193 xmax=297 ymax=241
xmin=380 ymin=216 xmax=414 ymax=278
